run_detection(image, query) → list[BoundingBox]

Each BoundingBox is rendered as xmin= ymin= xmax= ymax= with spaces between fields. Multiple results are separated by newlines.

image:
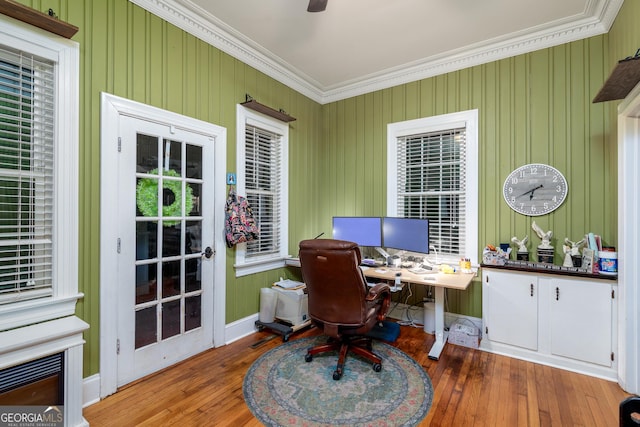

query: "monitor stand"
xmin=375 ymin=247 xmax=391 ymax=265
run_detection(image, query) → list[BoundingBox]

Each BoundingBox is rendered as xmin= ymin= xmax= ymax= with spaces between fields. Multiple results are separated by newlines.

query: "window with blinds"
xmin=235 ymin=103 xmax=289 ymax=276
xmin=245 ymin=125 xmax=282 ymax=258
xmin=387 ymin=110 xmax=478 ymax=264
xmin=396 ymin=128 xmax=466 ymax=257
xmin=0 ymin=48 xmax=55 ymax=304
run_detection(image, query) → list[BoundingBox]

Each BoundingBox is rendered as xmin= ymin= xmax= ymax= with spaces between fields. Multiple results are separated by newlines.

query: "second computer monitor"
xmin=383 ymin=217 xmax=430 ymax=254
xmin=332 ymin=216 xmax=382 ymax=247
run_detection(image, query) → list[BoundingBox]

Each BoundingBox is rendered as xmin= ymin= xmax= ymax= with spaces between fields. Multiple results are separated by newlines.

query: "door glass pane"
xmin=186 ymin=144 xmax=202 ymax=179
xmin=185 ymin=256 xmax=201 ymax=293
xmin=162 ymin=226 xmax=181 ymax=257
xmin=136 ymin=264 xmax=157 ymax=304
xmin=162 ymin=139 xmax=182 ymax=175
xmin=136 ymin=175 xmax=160 ymax=219
xmin=162 ymin=300 xmax=180 ymax=339
xmin=188 ymin=183 xmax=202 ymax=217
xmin=136 ymin=221 xmax=157 ymax=260
xmin=185 ymin=295 xmax=201 ymax=331
xmin=186 ymin=221 xmax=201 ymax=254
xmin=135 ymin=307 xmax=157 ymax=349
xmin=136 ymin=134 xmax=159 ymax=174
xmin=162 ymin=260 xmax=181 ymax=298
xmin=185 ymin=220 xmax=201 ymax=293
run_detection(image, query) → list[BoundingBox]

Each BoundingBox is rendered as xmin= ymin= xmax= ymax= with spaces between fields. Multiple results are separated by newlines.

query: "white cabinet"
xmin=548 ymin=277 xmax=612 ymax=366
xmin=485 ymin=272 xmax=538 ymax=350
xmin=481 ymin=268 xmax=617 ymax=380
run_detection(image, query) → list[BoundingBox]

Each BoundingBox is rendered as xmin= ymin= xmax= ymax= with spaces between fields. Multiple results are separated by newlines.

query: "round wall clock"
xmin=503 ymin=163 xmax=568 ymax=216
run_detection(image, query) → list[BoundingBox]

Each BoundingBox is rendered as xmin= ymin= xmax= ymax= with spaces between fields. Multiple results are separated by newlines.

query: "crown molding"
xmin=129 ymin=0 xmax=624 ymax=105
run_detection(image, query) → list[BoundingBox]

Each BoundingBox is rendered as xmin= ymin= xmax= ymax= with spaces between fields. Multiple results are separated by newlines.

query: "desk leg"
xmin=428 ymin=286 xmax=448 ymax=360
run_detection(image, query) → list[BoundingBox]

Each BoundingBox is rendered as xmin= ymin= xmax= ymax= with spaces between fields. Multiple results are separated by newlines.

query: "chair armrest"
xmin=366 ymin=283 xmax=390 ymax=300
xmin=367 ymin=283 xmax=392 ymax=321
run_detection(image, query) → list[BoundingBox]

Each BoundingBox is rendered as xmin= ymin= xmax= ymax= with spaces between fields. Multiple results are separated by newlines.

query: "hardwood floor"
xmin=83 ymin=324 xmax=629 ymax=426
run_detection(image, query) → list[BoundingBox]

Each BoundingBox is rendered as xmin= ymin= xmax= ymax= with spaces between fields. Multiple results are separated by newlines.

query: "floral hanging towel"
xmin=225 ymin=187 xmax=260 ymax=248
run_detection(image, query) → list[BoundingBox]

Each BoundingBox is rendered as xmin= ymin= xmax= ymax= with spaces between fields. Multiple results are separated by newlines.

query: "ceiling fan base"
xmin=307 ymin=0 xmax=328 ymax=12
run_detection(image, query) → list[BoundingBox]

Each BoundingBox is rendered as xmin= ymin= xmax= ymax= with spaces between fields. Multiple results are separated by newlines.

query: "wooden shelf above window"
xmin=593 ymin=56 xmax=640 ymax=103
xmin=0 ymin=0 xmax=78 ymax=39
xmin=241 ymin=99 xmax=296 ymax=123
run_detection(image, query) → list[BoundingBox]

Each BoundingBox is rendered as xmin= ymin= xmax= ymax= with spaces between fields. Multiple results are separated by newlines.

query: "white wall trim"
xmin=481 ymin=339 xmax=618 ymax=382
xmin=616 ymin=82 xmax=640 ymax=394
xmin=82 ymin=374 xmax=101 ymax=408
xmin=224 ymin=314 xmax=260 ymax=345
xmin=128 ymin=0 xmax=623 ymax=104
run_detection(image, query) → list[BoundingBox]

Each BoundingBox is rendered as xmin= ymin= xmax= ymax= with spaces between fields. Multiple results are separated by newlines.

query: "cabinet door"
xmin=485 ymin=271 xmax=538 ymax=350
xmin=550 ymin=278 xmax=612 ymax=366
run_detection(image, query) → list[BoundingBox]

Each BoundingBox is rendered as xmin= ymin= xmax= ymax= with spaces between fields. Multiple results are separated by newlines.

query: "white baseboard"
xmin=224 ymin=313 xmax=260 ymax=344
xmin=479 ymin=339 xmax=618 ymax=381
xmin=82 ymin=374 xmax=100 ymax=408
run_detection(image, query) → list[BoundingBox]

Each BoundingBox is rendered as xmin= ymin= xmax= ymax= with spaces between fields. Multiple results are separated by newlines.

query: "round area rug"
xmin=243 ymin=336 xmax=433 ymax=426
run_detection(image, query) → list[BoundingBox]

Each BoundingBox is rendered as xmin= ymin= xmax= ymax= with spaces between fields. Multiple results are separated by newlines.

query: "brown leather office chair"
xmin=298 ymin=239 xmax=392 ymax=380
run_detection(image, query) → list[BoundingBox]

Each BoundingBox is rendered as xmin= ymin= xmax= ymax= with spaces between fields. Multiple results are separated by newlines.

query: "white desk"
xmin=286 ymin=257 xmax=475 ymax=360
xmin=362 ymin=267 xmax=475 ymax=360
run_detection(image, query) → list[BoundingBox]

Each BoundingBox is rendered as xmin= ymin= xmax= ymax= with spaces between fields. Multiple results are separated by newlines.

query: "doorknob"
xmin=202 ymin=246 xmax=213 ymax=259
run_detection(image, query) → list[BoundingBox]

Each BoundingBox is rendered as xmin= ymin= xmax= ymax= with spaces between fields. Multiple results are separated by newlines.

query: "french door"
xmin=116 ymin=115 xmax=215 ymax=386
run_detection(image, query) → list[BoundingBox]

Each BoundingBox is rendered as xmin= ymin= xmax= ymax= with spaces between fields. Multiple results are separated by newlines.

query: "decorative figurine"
xmin=532 ymin=221 xmax=553 ymax=249
xmin=563 ymin=237 xmax=586 ymax=267
xmin=562 ymin=243 xmax=573 ymax=267
xmin=532 ymin=221 xmax=554 ymax=263
xmin=511 ymin=235 xmax=529 ymax=261
xmin=511 ymin=235 xmax=529 ymax=253
xmin=565 ymin=237 xmax=586 ymax=255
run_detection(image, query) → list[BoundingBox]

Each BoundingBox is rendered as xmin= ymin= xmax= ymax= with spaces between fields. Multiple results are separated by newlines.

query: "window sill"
xmin=234 ymin=258 xmax=286 ymax=277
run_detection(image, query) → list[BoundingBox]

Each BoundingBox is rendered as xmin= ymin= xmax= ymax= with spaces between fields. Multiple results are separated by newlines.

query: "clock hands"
xmin=518 ymin=184 xmax=544 ymax=200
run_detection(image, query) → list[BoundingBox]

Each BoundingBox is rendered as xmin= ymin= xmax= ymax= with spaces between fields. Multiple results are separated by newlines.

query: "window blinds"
xmin=396 ymin=127 xmax=466 ymax=256
xmin=244 ymin=125 xmax=282 ymax=257
xmin=0 ymin=47 xmax=55 ymax=304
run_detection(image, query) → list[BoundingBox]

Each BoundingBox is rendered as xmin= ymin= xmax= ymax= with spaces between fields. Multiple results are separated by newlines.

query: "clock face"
xmin=503 ymin=163 xmax=568 ymax=216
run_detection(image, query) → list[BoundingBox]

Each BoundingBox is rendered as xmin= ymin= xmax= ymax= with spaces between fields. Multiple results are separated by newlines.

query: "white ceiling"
xmin=131 ymin=0 xmax=623 ymax=104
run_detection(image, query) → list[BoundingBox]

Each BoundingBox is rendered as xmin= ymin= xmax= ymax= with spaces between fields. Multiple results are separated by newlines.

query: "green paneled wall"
xmin=10 ymin=0 xmax=636 ymax=378
xmin=317 ymin=37 xmax=617 ymax=318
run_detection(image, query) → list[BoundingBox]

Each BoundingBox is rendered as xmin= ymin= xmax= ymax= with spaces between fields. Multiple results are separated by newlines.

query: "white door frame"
xmin=617 ymin=83 xmax=640 ymax=394
xmin=99 ymin=93 xmax=227 ymax=397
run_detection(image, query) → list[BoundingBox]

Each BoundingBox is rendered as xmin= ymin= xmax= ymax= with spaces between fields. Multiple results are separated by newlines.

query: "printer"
xmin=272 ymin=279 xmax=309 ymax=326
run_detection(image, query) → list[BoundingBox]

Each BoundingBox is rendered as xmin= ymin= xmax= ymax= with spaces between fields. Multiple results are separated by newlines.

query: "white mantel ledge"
xmin=0 ymin=315 xmax=89 ymax=368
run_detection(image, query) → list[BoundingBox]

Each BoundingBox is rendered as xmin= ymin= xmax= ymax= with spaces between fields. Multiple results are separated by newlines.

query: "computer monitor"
xmin=382 ymin=217 xmax=430 ymax=254
xmin=332 ymin=216 xmax=382 ymax=247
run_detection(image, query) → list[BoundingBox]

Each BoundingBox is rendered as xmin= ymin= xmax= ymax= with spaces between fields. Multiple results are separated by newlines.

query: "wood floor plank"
xmin=83 ymin=324 xmax=630 ymax=426
xmin=525 ymin=362 xmax=542 ymax=427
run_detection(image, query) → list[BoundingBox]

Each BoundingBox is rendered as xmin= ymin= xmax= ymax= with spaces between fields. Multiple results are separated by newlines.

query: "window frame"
xmin=387 ymin=109 xmax=478 ymax=266
xmin=234 ymin=104 xmax=289 ymax=277
xmin=0 ymin=16 xmax=80 ymax=331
